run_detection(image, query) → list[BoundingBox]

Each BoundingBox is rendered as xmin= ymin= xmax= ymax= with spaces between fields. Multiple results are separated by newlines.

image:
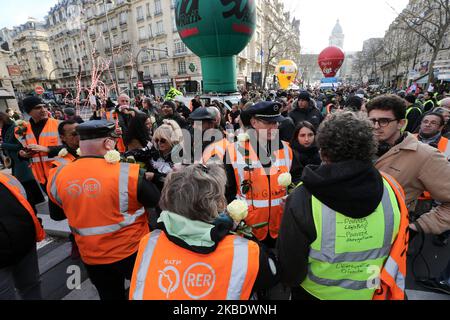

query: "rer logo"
xmin=182 ymin=262 xmax=216 ymax=299
xmin=82 ymin=178 xmax=102 ymax=198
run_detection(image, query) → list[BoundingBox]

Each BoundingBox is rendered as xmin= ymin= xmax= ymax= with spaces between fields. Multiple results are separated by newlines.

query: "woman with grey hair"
xmin=277 ymin=111 xmax=407 ymax=300
xmin=129 ymin=163 xmax=279 ymax=300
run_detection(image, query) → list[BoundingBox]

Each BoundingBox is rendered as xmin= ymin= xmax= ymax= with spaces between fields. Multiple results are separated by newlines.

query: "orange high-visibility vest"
xmin=111 ymin=111 xmax=126 ymax=153
xmin=414 ymin=135 xmax=450 ymax=200
xmin=0 ymin=172 xmax=45 ymax=242
xmin=437 ymin=136 xmax=450 ymax=160
xmin=227 ymin=140 xmax=292 ymax=240
xmin=202 ymin=136 xmax=231 ymax=163
xmin=15 ymin=118 xmax=61 ymax=185
xmin=373 ymin=172 xmax=408 ymax=300
xmin=48 ymin=152 xmax=77 ymax=183
xmin=129 ymin=230 xmax=260 ymax=300
xmin=47 ymin=158 xmax=148 ymax=265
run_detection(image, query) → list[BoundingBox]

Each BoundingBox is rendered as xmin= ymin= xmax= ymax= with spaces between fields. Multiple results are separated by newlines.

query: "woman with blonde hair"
xmin=129 ymin=163 xmax=279 ymax=300
xmin=144 ymin=119 xmax=184 ymax=190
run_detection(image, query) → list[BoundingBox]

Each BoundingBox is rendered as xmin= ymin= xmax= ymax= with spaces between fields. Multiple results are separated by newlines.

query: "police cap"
xmin=76 ymin=120 xmax=120 ymax=141
xmin=246 ymin=101 xmax=284 ymax=123
xmin=189 ymin=107 xmax=216 ymax=121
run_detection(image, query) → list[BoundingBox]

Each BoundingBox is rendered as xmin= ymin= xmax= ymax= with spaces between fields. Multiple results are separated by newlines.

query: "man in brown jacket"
xmin=367 ymin=94 xmax=450 ymax=294
xmin=367 ymin=94 xmax=450 ymax=234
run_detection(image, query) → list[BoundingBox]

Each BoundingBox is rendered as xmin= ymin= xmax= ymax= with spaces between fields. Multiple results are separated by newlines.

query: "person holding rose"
xmin=47 ymin=120 xmax=161 ymax=300
xmin=278 ymin=111 xmax=409 ymax=300
xmin=223 ymin=101 xmax=296 ymax=249
xmin=129 ymin=163 xmax=279 ymax=300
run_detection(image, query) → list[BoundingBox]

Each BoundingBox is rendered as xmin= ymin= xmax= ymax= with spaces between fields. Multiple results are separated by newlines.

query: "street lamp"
xmin=135 ymin=47 xmax=169 ymax=96
xmin=104 ymin=0 xmax=120 ymax=96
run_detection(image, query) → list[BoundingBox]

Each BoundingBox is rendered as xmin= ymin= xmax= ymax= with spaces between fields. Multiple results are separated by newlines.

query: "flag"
xmin=165 ymin=87 xmax=183 ymax=101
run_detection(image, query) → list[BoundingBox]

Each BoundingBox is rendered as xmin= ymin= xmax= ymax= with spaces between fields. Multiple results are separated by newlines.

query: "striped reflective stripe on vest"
xmin=49 ymin=161 xmax=69 ymax=206
xmin=307 ymin=265 xmax=369 ymax=290
xmin=383 ymin=256 xmax=406 ymax=290
xmin=309 ymin=182 xmax=395 ymax=264
xmin=226 ymin=236 xmax=250 ymax=300
xmin=5 ymin=174 xmax=27 ymax=199
xmin=70 ymin=163 xmax=146 ymax=236
xmin=132 ymin=231 xmax=251 ymax=300
xmin=282 ymin=142 xmax=292 ymax=169
xmin=236 ymin=195 xmax=284 ymax=208
xmin=31 ymin=156 xmax=52 ymax=163
xmin=25 ymin=131 xmax=61 ymax=143
xmin=440 ymin=138 xmax=450 ymax=159
xmin=132 ymin=230 xmax=162 ymax=300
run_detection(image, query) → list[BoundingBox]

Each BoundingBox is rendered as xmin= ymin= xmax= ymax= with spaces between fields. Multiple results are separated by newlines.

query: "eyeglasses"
xmin=369 ymin=118 xmax=398 ymax=127
xmin=155 ymin=138 xmax=167 ymax=144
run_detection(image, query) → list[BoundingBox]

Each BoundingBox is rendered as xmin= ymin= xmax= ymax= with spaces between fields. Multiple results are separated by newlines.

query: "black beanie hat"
xmin=162 ymin=100 xmax=176 ymax=111
xmin=405 ymin=94 xmax=416 ymax=104
xmin=23 ymin=96 xmax=44 ymax=114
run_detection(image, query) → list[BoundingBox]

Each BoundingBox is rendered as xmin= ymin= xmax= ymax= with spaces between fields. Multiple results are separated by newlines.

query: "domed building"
xmin=329 ymin=19 xmax=344 ymax=49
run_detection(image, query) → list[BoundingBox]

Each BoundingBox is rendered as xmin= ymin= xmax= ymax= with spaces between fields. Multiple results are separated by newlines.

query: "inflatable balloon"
xmin=276 ymin=60 xmax=298 ymax=90
xmin=318 ymin=46 xmax=345 ymax=78
xmin=175 ymin=0 xmax=256 ymax=93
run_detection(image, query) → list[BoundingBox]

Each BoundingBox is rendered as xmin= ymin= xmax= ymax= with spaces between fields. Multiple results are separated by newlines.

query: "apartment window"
xmin=148 ymin=24 xmax=153 ymax=38
xmin=172 ymin=15 xmax=177 ymax=31
xmin=142 ymin=52 xmax=149 ymax=63
xmin=146 ymin=3 xmax=151 ymax=17
xmin=155 ymin=0 xmax=162 ymax=15
xmin=119 ymin=12 xmax=127 ymax=24
xmin=136 ymin=6 xmax=144 ymax=21
xmin=118 ymin=70 xmax=125 ymax=80
xmin=171 ymin=0 xmax=176 ymax=8
xmin=156 ymin=21 xmax=164 ymax=35
xmin=113 ymin=34 xmax=119 ymax=46
xmin=161 ymin=63 xmax=168 ymax=75
xmin=102 ymin=21 xmax=108 ymax=32
xmin=159 ymin=43 xmax=167 ymax=58
xmin=138 ymin=26 xmax=146 ymax=40
xmin=178 ymin=60 xmax=187 ymax=74
xmin=144 ymin=66 xmax=150 ymax=77
xmin=121 ymin=31 xmax=128 ymax=42
xmin=174 ymin=41 xmax=187 ymax=55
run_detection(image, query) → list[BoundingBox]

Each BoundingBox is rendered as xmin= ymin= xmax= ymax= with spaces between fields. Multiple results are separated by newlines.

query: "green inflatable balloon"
xmin=176 ymin=0 xmax=256 ymax=93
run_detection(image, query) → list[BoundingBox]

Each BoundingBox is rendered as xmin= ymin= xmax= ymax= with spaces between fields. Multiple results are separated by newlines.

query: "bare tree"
xmin=388 ymin=0 xmax=450 ymax=84
xmin=260 ymin=5 xmax=300 ymax=89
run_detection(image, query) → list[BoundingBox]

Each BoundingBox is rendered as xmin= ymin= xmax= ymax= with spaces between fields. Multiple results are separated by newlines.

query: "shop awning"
xmin=0 ymin=88 xmax=15 ymax=99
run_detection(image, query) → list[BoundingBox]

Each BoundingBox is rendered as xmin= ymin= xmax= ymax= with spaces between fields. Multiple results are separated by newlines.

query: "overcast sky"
xmin=1 ymin=0 xmax=409 ymax=53
xmin=283 ymin=0 xmax=409 ymax=53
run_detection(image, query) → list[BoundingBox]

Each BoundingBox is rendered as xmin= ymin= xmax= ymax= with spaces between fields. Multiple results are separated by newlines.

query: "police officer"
xmin=47 ymin=120 xmax=160 ymax=300
xmin=189 ymin=107 xmax=223 ymax=162
xmin=223 ymin=101 xmax=296 ymax=248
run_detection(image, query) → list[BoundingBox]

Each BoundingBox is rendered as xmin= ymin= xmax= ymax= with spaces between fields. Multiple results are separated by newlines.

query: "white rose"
xmin=76 ymin=148 xmax=82 ymax=156
xmin=237 ymin=133 xmax=250 ymax=142
xmin=104 ymin=150 xmax=121 ymax=164
xmin=58 ymin=148 xmax=68 ymax=157
xmin=278 ymin=172 xmax=292 ymax=188
xmin=126 ymin=155 xmax=135 ymax=162
xmin=227 ymin=200 xmax=248 ymax=222
xmin=150 ymin=116 xmax=156 ymax=124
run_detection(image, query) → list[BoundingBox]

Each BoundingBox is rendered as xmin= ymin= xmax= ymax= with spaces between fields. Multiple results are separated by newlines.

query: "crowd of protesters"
xmin=1 ymin=80 xmax=450 ymax=300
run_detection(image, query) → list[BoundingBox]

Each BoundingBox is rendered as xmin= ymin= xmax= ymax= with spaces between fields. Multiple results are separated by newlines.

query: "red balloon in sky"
xmin=318 ymin=46 xmax=345 ymax=78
